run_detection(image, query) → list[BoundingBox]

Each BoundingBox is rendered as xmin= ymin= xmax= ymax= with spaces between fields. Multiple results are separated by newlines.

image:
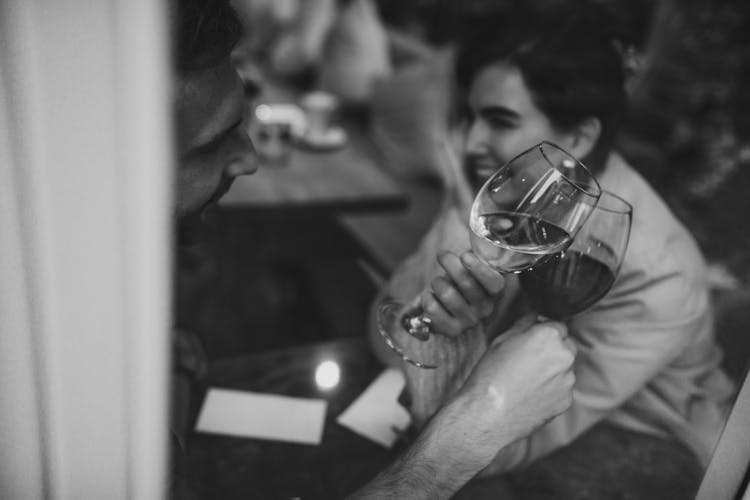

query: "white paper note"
xmin=196 ymin=388 xmax=327 ymax=445
xmin=336 ymin=368 xmax=411 ymax=448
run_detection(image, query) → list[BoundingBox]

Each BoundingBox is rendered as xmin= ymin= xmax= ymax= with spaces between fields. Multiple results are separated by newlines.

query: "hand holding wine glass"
xmin=418 ymin=251 xmax=506 ymax=338
xmin=377 ymin=142 xmax=601 ymax=369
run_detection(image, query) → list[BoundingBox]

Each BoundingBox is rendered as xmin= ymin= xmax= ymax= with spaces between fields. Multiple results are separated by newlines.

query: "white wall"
xmin=0 ymin=1 xmax=172 ymax=498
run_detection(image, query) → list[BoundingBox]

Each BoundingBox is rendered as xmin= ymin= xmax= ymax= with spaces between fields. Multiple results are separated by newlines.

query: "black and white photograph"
xmin=1 ymin=0 xmax=749 ymax=498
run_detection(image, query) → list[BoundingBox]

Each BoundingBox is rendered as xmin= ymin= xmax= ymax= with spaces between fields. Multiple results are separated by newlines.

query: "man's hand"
xmin=420 ymin=251 xmax=505 ymax=337
xmin=437 ymin=315 xmax=576 ymax=468
xmin=351 ymin=316 xmax=576 ymax=500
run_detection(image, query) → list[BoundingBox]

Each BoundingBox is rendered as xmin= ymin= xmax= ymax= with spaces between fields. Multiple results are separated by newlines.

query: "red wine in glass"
xmin=519 ymin=251 xmax=616 ymax=320
xmin=519 ymin=190 xmax=632 ymax=320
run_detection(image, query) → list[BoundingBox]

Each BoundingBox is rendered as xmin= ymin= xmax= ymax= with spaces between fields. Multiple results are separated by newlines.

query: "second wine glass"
xmin=378 ymin=141 xmax=601 ymax=369
xmin=518 ymin=190 xmax=633 ymax=320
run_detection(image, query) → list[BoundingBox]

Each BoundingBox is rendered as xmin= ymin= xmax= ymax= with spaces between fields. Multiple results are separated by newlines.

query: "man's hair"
xmin=455 ymin=1 xmax=630 ymax=172
xmin=171 ymin=0 xmax=243 ymax=73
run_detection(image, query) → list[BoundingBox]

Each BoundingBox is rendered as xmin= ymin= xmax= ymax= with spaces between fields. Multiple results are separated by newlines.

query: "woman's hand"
xmin=420 ymin=251 xmax=505 ymax=337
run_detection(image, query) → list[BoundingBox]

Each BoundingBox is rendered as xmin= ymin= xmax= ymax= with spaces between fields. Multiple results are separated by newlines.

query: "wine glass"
xmin=377 ymin=141 xmax=601 ymax=369
xmin=518 ymin=190 xmax=632 ymax=320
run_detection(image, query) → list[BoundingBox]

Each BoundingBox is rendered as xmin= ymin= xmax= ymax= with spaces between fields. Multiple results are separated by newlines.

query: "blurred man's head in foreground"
xmin=455 ymin=1 xmax=629 ymax=191
xmin=171 ymin=0 xmax=258 ymax=224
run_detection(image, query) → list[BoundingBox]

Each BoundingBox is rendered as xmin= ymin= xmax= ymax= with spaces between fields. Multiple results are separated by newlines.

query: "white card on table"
xmin=336 ymin=368 xmax=411 ymax=448
xmin=196 ymin=387 xmax=327 ymax=445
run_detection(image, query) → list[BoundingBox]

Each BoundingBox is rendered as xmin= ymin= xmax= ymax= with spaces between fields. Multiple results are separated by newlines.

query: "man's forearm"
xmin=348 ymin=440 xmax=462 ymax=499
xmin=348 ymin=398 xmax=499 ymax=500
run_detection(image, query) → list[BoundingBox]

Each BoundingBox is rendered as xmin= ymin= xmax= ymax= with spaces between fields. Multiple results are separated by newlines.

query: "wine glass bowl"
xmin=469 ymin=142 xmax=602 ymax=273
xmin=518 ymin=190 xmax=633 ymax=320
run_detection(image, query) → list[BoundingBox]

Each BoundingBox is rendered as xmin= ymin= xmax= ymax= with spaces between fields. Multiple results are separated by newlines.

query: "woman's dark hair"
xmin=455 ymin=1 xmax=630 ymax=172
xmin=171 ymin=0 xmax=243 ymax=73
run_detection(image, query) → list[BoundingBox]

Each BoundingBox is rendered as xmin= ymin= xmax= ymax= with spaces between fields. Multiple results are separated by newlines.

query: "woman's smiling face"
xmin=462 ymin=62 xmax=576 ymax=192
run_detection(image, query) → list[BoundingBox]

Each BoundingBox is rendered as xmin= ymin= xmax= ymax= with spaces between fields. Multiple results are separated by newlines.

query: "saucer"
xmin=253 ymin=103 xmax=308 ymax=138
xmin=298 ymin=127 xmax=348 ymax=151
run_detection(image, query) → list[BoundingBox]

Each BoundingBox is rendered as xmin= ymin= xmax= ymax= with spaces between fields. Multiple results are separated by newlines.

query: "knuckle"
xmin=535 ymin=325 xmax=558 ymax=342
xmin=436 ymin=287 xmax=457 ymax=304
xmin=439 ymin=253 xmax=462 ymax=276
xmin=545 ymin=323 xmax=565 ymax=339
xmin=526 ymin=328 xmax=545 ymax=347
xmin=438 ymin=251 xmax=456 ymax=264
xmin=460 ymin=251 xmax=480 ymax=269
xmin=427 ymin=305 xmax=446 ymax=321
xmin=486 ymin=276 xmax=505 ymax=294
xmin=422 ymin=296 xmax=442 ymax=316
xmin=436 ymin=319 xmax=458 ymax=337
xmin=447 ymin=320 xmax=467 ymax=336
xmin=457 ymin=275 xmax=476 ymax=292
xmin=431 ymin=276 xmax=450 ymax=294
xmin=463 ymin=253 xmax=501 ymax=282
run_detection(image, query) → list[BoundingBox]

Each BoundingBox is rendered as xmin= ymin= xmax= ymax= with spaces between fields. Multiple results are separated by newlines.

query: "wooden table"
xmin=339 ymin=179 xmax=443 ymax=279
xmin=181 ymin=338 xmax=403 ymax=499
xmin=219 ymin=133 xmax=408 ymax=214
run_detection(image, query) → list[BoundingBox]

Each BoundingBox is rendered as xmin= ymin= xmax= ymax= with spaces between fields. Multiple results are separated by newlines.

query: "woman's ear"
xmin=568 ymin=117 xmax=601 ymax=160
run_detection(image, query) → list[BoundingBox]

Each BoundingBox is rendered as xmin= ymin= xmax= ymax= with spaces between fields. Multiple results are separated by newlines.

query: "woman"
xmin=370 ymin=1 xmax=735 ymax=494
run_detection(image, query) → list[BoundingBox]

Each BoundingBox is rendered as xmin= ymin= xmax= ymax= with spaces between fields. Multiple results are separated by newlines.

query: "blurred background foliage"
xmin=623 ymin=0 xmax=750 ymax=281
